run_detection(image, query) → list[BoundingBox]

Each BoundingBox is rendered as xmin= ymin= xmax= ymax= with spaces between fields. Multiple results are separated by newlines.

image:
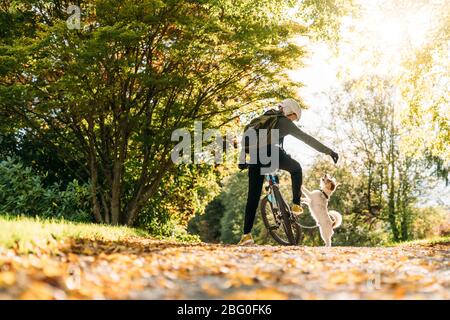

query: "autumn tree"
xmin=400 ymin=0 xmax=450 ymax=183
xmin=0 ymin=0 xmax=311 ymax=225
xmin=332 ymin=76 xmax=429 ymax=241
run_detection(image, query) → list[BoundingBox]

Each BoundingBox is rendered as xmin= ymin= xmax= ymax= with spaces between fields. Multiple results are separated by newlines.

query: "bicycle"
xmin=260 ymin=173 xmax=302 ymax=245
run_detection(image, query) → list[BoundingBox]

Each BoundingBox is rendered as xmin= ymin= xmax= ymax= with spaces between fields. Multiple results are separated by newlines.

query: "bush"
xmin=136 ymin=209 xmax=175 ymax=238
xmin=187 ymin=196 xmax=225 ymax=243
xmin=331 ymin=213 xmax=390 ymax=246
xmin=410 ymin=207 xmax=450 ymax=239
xmin=0 ymin=157 xmax=91 ymax=221
xmin=218 ymin=171 xmax=268 ymax=244
xmin=133 ymin=163 xmax=224 ymax=238
xmin=136 ymin=205 xmax=201 ymax=242
xmin=219 ymin=171 xmax=248 ymax=243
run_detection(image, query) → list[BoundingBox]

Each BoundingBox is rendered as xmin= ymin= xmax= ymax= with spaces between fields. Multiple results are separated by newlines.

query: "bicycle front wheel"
xmin=260 ymin=196 xmax=300 ymax=245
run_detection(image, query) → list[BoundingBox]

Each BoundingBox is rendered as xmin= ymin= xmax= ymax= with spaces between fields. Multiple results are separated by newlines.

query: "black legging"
xmin=244 ymin=146 xmax=302 ymax=234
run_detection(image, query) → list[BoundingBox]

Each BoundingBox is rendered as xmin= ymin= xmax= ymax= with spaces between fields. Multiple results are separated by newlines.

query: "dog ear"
xmin=328 ymin=181 xmax=336 ymax=191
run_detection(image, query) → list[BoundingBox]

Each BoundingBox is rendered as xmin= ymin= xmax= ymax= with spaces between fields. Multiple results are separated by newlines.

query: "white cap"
xmin=279 ymin=98 xmax=302 ymax=121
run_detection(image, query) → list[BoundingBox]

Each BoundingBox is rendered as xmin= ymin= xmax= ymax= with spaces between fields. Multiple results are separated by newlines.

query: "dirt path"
xmin=0 ymin=239 xmax=448 ymax=299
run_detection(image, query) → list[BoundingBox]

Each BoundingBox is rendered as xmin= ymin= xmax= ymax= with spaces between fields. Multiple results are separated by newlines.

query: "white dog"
xmin=301 ymin=175 xmax=342 ymax=247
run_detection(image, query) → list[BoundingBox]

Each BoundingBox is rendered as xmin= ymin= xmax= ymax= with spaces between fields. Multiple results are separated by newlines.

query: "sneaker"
xmin=291 ymin=204 xmax=304 ymax=216
xmin=237 ymin=233 xmax=254 ymax=246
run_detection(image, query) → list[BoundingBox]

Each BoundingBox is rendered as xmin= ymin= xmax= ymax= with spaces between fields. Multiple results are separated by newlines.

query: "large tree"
xmin=332 ymin=76 xmax=428 ymax=241
xmin=400 ymin=0 xmax=450 ymax=183
xmin=0 ymin=0 xmax=319 ymax=225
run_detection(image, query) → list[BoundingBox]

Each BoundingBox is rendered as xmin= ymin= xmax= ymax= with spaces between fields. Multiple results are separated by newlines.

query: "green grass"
xmin=385 ymin=236 xmax=450 ymax=247
xmin=2 ymin=216 xmax=445 ymax=254
xmin=0 ymin=215 xmax=149 ymax=252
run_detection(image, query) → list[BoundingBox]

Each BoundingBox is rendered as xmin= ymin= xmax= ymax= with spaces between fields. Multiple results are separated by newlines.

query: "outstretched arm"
xmin=278 ymin=117 xmax=333 ymax=155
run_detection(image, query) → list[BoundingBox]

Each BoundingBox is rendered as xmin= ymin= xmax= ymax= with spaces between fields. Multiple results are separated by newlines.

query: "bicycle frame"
xmin=264 ymin=174 xmax=297 ymax=244
xmin=266 ymin=175 xmax=290 ymax=214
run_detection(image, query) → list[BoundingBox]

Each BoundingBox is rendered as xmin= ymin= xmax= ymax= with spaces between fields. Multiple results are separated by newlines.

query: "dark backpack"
xmin=242 ymin=109 xmax=284 ymax=154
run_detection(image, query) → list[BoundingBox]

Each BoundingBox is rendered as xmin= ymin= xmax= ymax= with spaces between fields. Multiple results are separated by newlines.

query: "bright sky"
xmin=283 ymin=0 xmax=449 ymax=207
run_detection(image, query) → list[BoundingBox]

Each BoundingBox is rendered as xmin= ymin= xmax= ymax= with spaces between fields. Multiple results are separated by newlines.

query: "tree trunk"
xmin=387 ymin=112 xmax=399 ymax=242
xmin=367 ymin=159 xmax=372 ymax=210
xmin=87 ymin=115 xmax=105 ymax=223
xmin=110 ymin=160 xmax=121 ymax=225
xmin=125 ymin=159 xmax=173 ymax=226
xmin=100 ymin=192 xmax=110 ymax=224
xmin=401 ymin=212 xmax=408 ymax=241
xmin=89 ymin=151 xmax=104 ymax=223
xmin=387 ymin=173 xmax=398 ymax=241
xmin=399 ymin=170 xmax=410 ymax=241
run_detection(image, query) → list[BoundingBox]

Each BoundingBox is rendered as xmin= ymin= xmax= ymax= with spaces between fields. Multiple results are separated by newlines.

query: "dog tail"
xmin=329 ymin=210 xmax=342 ymax=229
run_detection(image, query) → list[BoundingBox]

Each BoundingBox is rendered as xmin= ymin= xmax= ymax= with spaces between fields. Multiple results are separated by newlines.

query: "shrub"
xmin=219 ymin=171 xmax=267 ymax=244
xmin=136 ymin=205 xmax=201 ymax=242
xmin=410 ymin=207 xmax=450 ymax=239
xmin=0 ymin=157 xmax=91 ymax=221
xmin=187 ymin=196 xmax=225 ymax=243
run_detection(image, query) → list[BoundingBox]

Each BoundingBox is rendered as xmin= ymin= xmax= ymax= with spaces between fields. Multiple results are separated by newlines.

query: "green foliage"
xmin=399 ymin=1 xmax=450 ymax=181
xmin=188 ymin=170 xmax=269 ymax=244
xmin=300 ymin=0 xmax=359 ymax=41
xmin=297 ymin=159 xmax=390 ymax=246
xmin=200 ymin=157 xmax=443 ymax=247
xmin=218 ymin=171 xmax=248 ymax=243
xmin=187 ymin=196 xmax=225 ymax=243
xmin=0 ymin=0 xmax=319 ymax=225
xmin=0 ymin=215 xmax=149 ymax=253
xmin=0 ymin=158 xmax=91 ymax=222
xmin=387 ymin=235 xmax=450 ymax=247
xmin=219 ymin=170 xmax=269 ymax=244
xmin=0 ymin=131 xmax=90 ymax=188
xmin=144 ymin=216 xmax=201 ymax=242
xmin=410 ymin=207 xmax=449 ymax=240
xmin=189 ymin=159 xmax=391 ymax=246
xmin=302 ymin=173 xmax=387 ymax=247
xmin=135 ymin=163 xmax=223 ymax=237
xmin=137 ymin=206 xmax=200 ymax=242
xmin=0 ymin=0 xmax=358 ymax=240
xmin=332 ymin=212 xmax=389 ymax=247
xmin=331 ymin=75 xmax=433 ymax=242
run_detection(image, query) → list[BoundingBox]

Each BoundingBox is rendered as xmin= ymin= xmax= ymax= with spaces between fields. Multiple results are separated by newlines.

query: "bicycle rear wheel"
xmin=260 ymin=196 xmax=300 ymax=245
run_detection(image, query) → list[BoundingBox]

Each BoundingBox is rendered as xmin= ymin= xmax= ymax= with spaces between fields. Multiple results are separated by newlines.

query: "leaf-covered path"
xmin=0 ymin=239 xmax=448 ymax=299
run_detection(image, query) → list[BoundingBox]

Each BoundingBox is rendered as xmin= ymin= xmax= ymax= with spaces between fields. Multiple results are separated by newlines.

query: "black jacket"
xmin=242 ymin=109 xmax=333 ymax=155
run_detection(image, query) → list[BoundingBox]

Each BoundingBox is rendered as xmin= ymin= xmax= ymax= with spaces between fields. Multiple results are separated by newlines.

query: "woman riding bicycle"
xmin=238 ymin=98 xmax=339 ymax=245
